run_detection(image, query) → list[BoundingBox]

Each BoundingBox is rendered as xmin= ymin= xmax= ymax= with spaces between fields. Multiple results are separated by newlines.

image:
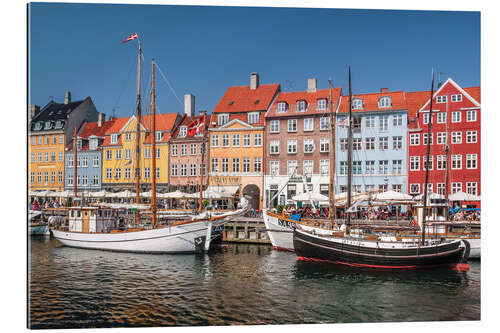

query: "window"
xmin=467 ymin=182 xmax=478 ymax=195
xmin=270 ymin=120 xmax=280 ymax=133
xmin=365 ymin=160 xmax=375 ymax=175
xmin=303 ymin=160 xmax=314 ymax=176
xmin=352 ymin=98 xmax=363 ymax=110
xmin=352 ymin=116 xmax=361 ymax=132
xmin=171 ymin=164 xmax=178 ymax=176
xmin=287 ymin=160 xmax=298 ymax=176
xmin=156 ymin=131 xmax=163 ymax=142
xmin=436 ymin=95 xmax=447 ymax=103
xmin=37 ymin=153 xmax=42 ymax=162
xmin=57 ymin=171 xmax=62 ymax=182
xmin=451 ymin=154 xmax=462 ymax=169
xmin=466 ymin=154 xmax=478 ymax=169
xmin=320 ymin=138 xmax=329 ymax=152
xmin=393 ymin=136 xmax=402 ymax=150
xmin=277 ymin=102 xmax=288 ymax=113
xmin=77 ymin=139 xmax=82 ymax=151
xmin=82 ymin=175 xmax=88 ymax=186
xmin=92 ymin=175 xmax=99 ymax=186
xmin=304 ymin=139 xmax=315 ymax=153
xmin=379 ymin=137 xmax=388 ymax=150
xmin=67 ymin=156 xmax=74 ymax=167
xmin=437 ymin=155 xmax=446 ymax=170
xmin=222 ymin=134 xmax=229 ymax=147
xmin=466 ymin=131 xmax=477 ymax=143
xmin=353 ymin=161 xmax=362 ymax=175
xmin=304 ymin=118 xmax=314 ymax=131
xmin=391 ymin=184 xmax=401 ymax=193
xmin=320 ymin=160 xmax=329 ymax=175
xmin=30 ymin=153 xmax=35 ymax=163
xmin=451 ymin=94 xmax=462 ymax=102
xmin=378 ymin=96 xmax=391 ymax=108
xmin=339 ymin=161 xmax=348 ymax=175
xmin=156 ymin=148 xmax=161 ymax=159
xmin=232 ymin=158 xmax=240 ymax=172
xmin=218 ymin=114 xmax=229 ymax=126
xmin=243 ymin=134 xmax=251 ymax=147
xmin=88 ymin=138 xmax=97 ymax=150
xmin=379 ymin=116 xmax=389 ymax=131
xmin=269 ymin=139 xmax=280 ymax=154
xmin=105 ymin=150 xmax=112 ymax=160
xmin=243 ymin=158 xmax=251 ymax=172
xmin=248 ymin=112 xmax=259 ymax=124
xmin=317 ymin=99 xmax=327 ymax=110
xmin=320 ymin=117 xmax=329 ymax=130
xmin=105 ymin=168 xmax=112 ymax=179
xmin=50 ymin=171 xmax=56 ymax=182
xmin=179 ymin=126 xmax=187 ymax=137
xmin=211 ymin=135 xmax=219 ymax=147
xmin=392 ymin=160 xmax=402 ymax=175
xmin=351 ymin=138 xmax=361 ymax=150
xmin=124 ymin=132 xmax=131 ymax=141
xmin=38 ymin=136 xmax=42 ymax=144
xmin=125 ymin=168 xmax=131 ymax=179
xmin=410 ymin=184 xmax=420 ymax=195
xmin=115 ymin=168 xmax=121 ymax=179
xmin=82 ymin=156 xmax=88 ymax=167
xmin=409 ymin=133 xmax=420 ymax=145
xmin=180 ymin=164 xmax=187 ymax=176
xmin=437 ymin=112 xmax=447 ymax=124
xmin=379 ymin=160 xmax=389 ymax=174
xmin=254 ymin=157 xmax=262 ymax=172
xmin=52 ymin=135 xmax=57 ymax=144
xmin=423 ymin=113 xmax=429 ymax=124
xmin=423 ymin=156 xmax=433 ymax=170
xmin=110 ymin=134 xmax=118 ymax=144
xmin=451 ymin=182 xmax=462 ymax=194
xmin=50 ymin=152 xmax=56 ymax=162
xmin=221 ymin=158 xmax=229 ymax=173
xmin=423 ymin=133 xmax=433 ymax=145
xmin=67 ymin=175 xmax=73 ymax=185
xmin=44 ymin=135 xmax=49 ymax=144
xmin=190 ymin=164 xmax=197 ymax=176
xmin=340 ymin=138 xmax=348 ymax=151
xmin=156 ymin=167 xmax=160 ymax=179
xmin=190 ymin=143 xmax=197 ymax=155
xmin=37 ymin=172 xmax=42 ymax=183
xmin=123 ymin=149 xmax=130 ymax=161
xmin=437 ymin=132 xmax=447 ymax=145
xmin=296 ymin=100 xmax=307 ymax=112
xmin=452 ymin=111 xmax=461 ymax=123
xmin=410 ymin=156 xmax=420 ymax=171
xmin=467 ymin=110 xmax=477 ymax=122
xmin=436 ymin=183 xmax=446 ymax=195
xmin=232 ymin=134 xmax=240 ymax=147
xmin=77 ymin=156 xmax=81 ymax=167
xmin=270 ymin=161 xmax=279 ymax=175
xmin=58 ymin=135 xmax=64 ymax=144
xmin=287 ymin=140 xmax=297 ymax=154
xmin=254 ymin=133 xmax=262 ymax=146
xmin=364 ymin=137 xmax=375 ymax=150
xmin=393 ymin=114 xmax=403 ymax=126
xmin=44 ymin=152 xmax=49 ymax=162
xmin=288 ymin=119 xmax=297 ymax=132
xmin=180 ymin=144 xmax=187 ymax=156
xmin=211 ymin=159 xmax=218 ymax=173
xmin=287 ymin=184 xmax=297 ymax=199
xmin=451 ymin=131 xmax=462 ymax=144
xmin=31 ymin=136 xmax=36 ymax=145
xmin=114 ymin=149 xmax=121 ymax=160
xmin=365 ymin=116 xmax=375 ymax=128
xmin=144 ymin=167 xmax=150 ymax=179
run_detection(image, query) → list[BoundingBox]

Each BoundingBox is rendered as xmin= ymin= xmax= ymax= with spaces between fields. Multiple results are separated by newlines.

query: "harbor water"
xmin=28 ymin=236 xmax=480 ymax=328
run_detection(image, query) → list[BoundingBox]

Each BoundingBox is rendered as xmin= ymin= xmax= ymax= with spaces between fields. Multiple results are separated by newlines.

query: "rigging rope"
xmin=155 ymin=61 xmax=184 ymax=107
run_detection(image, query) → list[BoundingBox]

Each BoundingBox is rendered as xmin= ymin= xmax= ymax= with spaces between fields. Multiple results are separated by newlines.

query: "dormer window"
xmin=179 ymin=126 xmax=187 ymax=137
xmin=34 ymin=122 xmax=43 ymax=130
xmin=277 ymin=102 xmax=288 ymax=113
xmin=317 ymin=99 xmax=327 ymax=110
xmin=156 ymin=131 xmax=163 ymax=142
xmin=297 ymin=100 xmax=307 ymax=112
xmin=217 ymin=114 xmax=229 ymax=126
xmin=89 ymin=138 xmax=98 ymax=150
xmin=77 ymin=139 xmax=82 ymax=151
xmin=378 ymin=96 xmax=391 ymax=108
xmin=110 ymin=134 xmax=118 ymax=144
xmin=54 ymin=120 xmax=64 ymax=129
xmin=44 ymin=121 xmax=53 ymax=130
xmin=352 ymin=98 xmax=363 ymax=110
xmin=247 ymin=112 xmax=259 ymax=124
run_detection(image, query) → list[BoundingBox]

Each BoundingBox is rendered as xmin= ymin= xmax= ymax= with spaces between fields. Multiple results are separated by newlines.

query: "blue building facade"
xmin=334 ymin=91 xmax=408 ymax=195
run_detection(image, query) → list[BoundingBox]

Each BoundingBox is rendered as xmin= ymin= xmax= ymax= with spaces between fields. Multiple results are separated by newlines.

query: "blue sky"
xmin=28 ymin=3 xmax=480 ymax=119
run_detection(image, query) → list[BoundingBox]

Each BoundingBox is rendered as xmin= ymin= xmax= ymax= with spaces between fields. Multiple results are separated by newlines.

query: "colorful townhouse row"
xmin=29 ymin=75 xmax=480 ymax=211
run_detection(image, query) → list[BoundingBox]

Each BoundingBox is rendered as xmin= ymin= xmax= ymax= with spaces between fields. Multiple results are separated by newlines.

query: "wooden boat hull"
xmin=293 ymin=229 xmax=469 ymax=269
xmin=51 ymin=220 xmax=213 ymax=254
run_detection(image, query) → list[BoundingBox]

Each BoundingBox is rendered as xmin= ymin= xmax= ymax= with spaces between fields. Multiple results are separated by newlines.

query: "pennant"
xmin=121 ymin=33 xmax=138 ymax=43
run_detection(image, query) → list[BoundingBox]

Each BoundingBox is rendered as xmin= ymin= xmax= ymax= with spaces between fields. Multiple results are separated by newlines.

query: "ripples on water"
xmin=28 ymin=236 xmax=480 ymax=328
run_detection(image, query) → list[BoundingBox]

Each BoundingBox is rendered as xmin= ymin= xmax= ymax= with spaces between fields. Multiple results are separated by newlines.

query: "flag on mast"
xmin=121 ymin=33 xmax=138 ymax=43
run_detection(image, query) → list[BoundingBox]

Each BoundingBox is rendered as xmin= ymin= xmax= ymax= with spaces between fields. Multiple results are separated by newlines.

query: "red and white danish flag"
xmin=121 ymin=33 xmax=138 ymax=43
xmin=187 ymin=119 xmax=204 ymax=136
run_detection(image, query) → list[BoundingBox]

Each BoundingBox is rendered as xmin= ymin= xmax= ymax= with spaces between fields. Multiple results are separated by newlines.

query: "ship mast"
xmin=199 ymin=122 xmax=206 ymax=213
xmin=346 ymin=66 xmax=353 ymax=233
xmin=421 ymin=70 xmax=435 ymax=245
xmin=328 ymin=80 xmax=337 ymax=229
xmin=135 ymin=43 xmax=142 ymax=223
xmin=151 ymin=60 xmax=157 ymax=228
xmin=73 ymin=126 xmax=78 ymax=199
xmin=444 ymin=92 xmax=451 ymax=220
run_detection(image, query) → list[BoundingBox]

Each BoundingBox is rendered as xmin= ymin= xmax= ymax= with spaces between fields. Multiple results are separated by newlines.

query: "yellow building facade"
xmin=29 ymin=132 xmax=66 ymax=191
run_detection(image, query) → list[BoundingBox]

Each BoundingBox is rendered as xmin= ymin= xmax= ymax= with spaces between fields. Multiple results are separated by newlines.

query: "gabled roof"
xmin=171 ymin=114 xmax=211 ymax=139
xmin=266 ymin=88 xmax=342 ymax=118
xmin=30 ymin=98 xmax=89 ymax=132
xmin=418 ymin=78 xmax=480 ymax=112
xmin=79 ymin=119 xmax=116 ymax=139
xmin=212 ymin=83 xmax=280 ymax=114
xmin=338 ymin=90 xmax=407 ymax=113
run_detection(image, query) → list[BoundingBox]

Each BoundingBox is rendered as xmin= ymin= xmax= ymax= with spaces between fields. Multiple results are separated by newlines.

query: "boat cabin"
xmin=68 ymin=207 xmax=118 ymax=233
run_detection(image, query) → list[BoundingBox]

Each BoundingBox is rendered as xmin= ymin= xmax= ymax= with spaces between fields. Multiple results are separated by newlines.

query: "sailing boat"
xmin=52 ymin=38 xmax=248 ymax=253
xmin=293 ymin=67 xmax=471 ymax=270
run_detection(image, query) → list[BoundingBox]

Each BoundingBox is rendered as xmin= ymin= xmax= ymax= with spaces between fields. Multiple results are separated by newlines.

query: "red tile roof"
xmin=464 ymin=87 xmax=481 ymax=103
xmin=338 ymin=90 xmax=407 ymax=113
xmin=266 ymin=88 xmax=342 ymax=118
xmin=405 ymin=91 xmax=431 ymax=129
xmin=212 ymin=83 xmax=280 ymax=114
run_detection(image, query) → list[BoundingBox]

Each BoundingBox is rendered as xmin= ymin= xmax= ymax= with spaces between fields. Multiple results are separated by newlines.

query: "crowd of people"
xmin=30 ymin=198 xmax=64 ymax=210
xmin=279 ymin=204 xmax=411 ymax=221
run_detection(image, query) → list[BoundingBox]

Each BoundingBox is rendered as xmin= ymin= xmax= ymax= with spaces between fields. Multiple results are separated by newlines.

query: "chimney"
xmin=30 ymin=105 xmax=40 ymax=120
xmin=98 ymin=113 xmax=105 ymax=127
xmin=184 ymin=94 xmax=195 ymax=117
xmin=64 ymin=91 xmax=71 ymax=104
xmin=380 ymin=88 xmax=388 ymax=93
xmin=250 ymin=73 xmax=259 ymax=90
xmin=199 ymin=110 xmax=207 ymax=116
xmin=307 ymin=78 xmax=317 ymax=93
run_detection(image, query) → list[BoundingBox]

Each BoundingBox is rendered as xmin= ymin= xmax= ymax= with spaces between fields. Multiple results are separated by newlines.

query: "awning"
xmin=206 ymin=185 xmax=239 ymax=196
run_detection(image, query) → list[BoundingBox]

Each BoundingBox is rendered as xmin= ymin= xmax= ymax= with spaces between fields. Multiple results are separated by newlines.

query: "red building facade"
xmin=407 ymin=78 xmax=481 ymax=201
